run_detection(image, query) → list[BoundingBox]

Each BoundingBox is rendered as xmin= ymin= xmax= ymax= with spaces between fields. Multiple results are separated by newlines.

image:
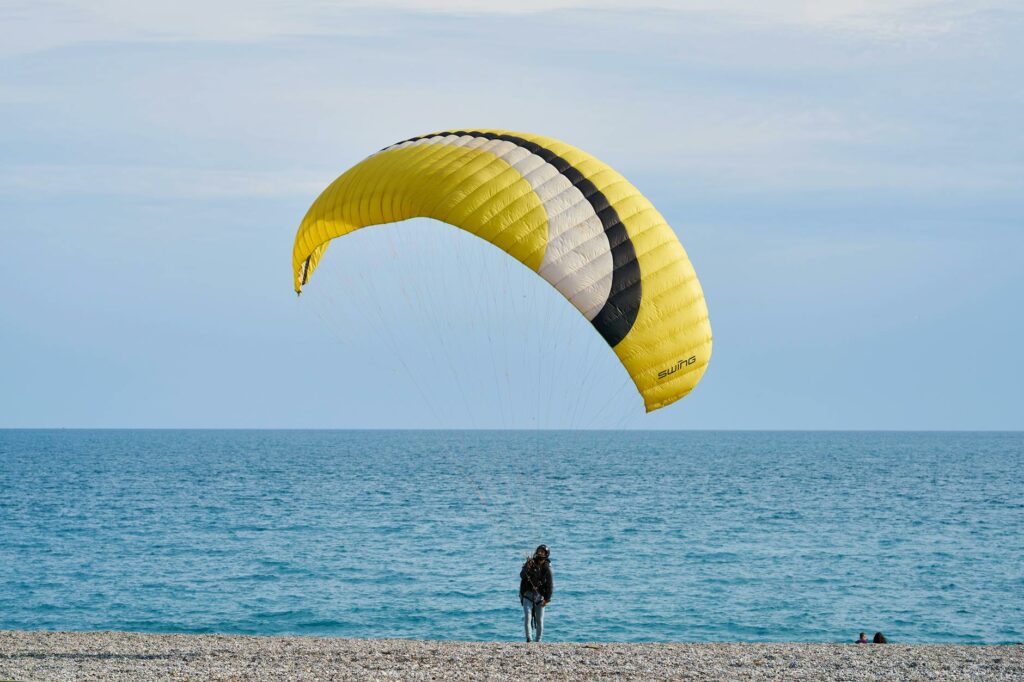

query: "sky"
xmin=1 ymin=0 xmax=1021 ymax=429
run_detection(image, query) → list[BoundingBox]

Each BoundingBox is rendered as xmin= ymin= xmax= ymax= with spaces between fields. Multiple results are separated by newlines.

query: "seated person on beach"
xmin=856 ymin=632 xmax=869 ymax=644
xmin=519 ymin=545 xmax=553 ymax=643
xmin=873 ymin=632 xmax=887 ymax=643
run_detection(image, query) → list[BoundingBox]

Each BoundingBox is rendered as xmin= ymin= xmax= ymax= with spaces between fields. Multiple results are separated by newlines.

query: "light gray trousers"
xmin=522 ymin=593 xmax=545 ymax=642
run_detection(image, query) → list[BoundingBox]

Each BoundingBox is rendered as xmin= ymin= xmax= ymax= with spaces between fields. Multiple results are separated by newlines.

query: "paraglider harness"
xmin=521 ymin=560 xmax=546 ymax=603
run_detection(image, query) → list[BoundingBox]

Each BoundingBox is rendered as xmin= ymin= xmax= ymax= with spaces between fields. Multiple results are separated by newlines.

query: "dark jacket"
xmin=519 ymin=559 xmax=553 ymax=602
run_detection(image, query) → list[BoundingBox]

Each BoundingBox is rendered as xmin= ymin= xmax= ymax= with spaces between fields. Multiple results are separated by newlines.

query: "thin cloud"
xmin=1 ymin=0 xmax=1014 ymax=56
xmin=0 ymin=164 xmax=328 ymax=199
xmin=1 ymin=1 xmax=1020 ymax=197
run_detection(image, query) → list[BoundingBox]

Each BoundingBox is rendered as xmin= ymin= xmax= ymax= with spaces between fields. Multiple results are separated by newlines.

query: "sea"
xmin=1 ymin=430 xmax=1021 ymax=643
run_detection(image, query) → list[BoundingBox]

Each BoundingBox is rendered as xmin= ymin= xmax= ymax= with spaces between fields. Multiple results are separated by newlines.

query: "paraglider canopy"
xmin=293 ymin=129 xmax=712 ymax=412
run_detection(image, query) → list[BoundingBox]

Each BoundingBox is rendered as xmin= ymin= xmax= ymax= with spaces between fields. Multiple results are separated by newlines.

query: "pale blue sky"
xmin=1 ymin=1 xmax=1021 ymax=428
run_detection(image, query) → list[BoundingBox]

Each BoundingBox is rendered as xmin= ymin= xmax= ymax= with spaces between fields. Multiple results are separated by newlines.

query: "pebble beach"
xmin=1 ymin=631 xmax=1022 ymax=681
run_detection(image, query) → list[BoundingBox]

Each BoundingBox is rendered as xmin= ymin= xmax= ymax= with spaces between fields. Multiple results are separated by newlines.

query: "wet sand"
xmin=1 ymin=630 xmax=1022 ymax=681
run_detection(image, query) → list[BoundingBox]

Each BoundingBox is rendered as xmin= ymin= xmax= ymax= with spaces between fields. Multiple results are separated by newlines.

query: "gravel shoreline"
xmin=1 ymin=631 xmax=1022 ymax=681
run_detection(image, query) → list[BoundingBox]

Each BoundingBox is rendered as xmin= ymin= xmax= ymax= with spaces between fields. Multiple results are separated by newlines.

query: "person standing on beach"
xmin=519 ymin=545 xmax=553 ymax=642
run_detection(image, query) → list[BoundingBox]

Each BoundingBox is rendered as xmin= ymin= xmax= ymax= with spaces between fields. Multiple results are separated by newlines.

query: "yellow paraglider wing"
xmin=293 ymin=130 xmax=712 ymax=412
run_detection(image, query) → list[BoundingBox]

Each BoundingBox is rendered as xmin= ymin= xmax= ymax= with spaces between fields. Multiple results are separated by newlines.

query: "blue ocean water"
xmin=0 ymin=430 xmax=1021 ymax=643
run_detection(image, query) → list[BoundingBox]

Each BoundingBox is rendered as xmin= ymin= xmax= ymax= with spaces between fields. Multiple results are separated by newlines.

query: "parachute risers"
xmin=292 ymin=129 xmax=712 ymax=412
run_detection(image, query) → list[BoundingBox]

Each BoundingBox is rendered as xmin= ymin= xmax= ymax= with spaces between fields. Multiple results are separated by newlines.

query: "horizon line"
xmin=1 ymin=427 xmax=1021 ymax=433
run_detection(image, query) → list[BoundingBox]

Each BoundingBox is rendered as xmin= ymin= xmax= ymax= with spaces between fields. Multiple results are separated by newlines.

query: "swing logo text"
xmin=658 ymin=356 xmax=696 ymax=379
